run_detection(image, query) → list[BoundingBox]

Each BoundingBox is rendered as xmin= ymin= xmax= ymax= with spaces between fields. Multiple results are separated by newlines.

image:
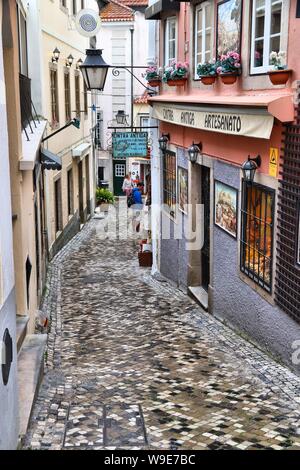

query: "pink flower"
xmin=234 ymin=62 xmax=241 ymax=68
xmin=216 ymin=66 xmax=223 ymax=74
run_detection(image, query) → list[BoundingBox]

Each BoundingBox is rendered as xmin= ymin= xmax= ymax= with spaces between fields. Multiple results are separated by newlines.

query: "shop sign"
xmin=152 ymin=104 xmax=274 ymax=140
xmin=269 ymin=147 xmax=279 ymax=178
xmin=112 ymin=132 xmax=148 ymax=158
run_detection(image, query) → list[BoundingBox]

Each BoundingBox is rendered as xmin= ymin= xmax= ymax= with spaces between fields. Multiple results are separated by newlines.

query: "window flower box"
xmin=268 ymin=52 xmax=291 ymax=85
xmin=268 ymin=69 xmax=292 ymax=85
xmin=163 ymin=61 xmax=189 ymax=87
xmin=144 ymin=65 xmax=161 ymax=88
xmin=216 ymin=51 xmax=241 ymax=85
xmin=197 ymin=60 xmax=217 ymax=85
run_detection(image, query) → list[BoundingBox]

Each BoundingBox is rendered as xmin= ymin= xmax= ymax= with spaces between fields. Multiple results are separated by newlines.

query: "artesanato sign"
xmin=112 ymin=132 xmax=148 ymax=158
xmin=153 ymin=104 xmax=274 ymax=140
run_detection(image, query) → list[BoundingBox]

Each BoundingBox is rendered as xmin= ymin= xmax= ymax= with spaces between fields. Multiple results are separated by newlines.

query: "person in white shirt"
xmin=122 ymin=174 xmax=133 ymax=197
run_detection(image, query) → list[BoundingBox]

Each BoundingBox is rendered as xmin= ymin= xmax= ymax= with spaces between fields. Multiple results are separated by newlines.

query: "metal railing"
xmin=19 ymin=74 xmax=40 ymax=141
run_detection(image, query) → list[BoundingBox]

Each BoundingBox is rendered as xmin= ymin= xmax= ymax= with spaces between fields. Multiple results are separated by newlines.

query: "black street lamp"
xmin=241 ymin=155 xmax=262 ymax=183
xmin=188 ymin=142 xmax=202 ymax=163
xmin=52 ymin=47 xmax=60 ymax=63
xmin=66 ymin=54 xmax=74 ymax=68
xmin=159 ymin=134 xmax=170 ymax=152
xmin=80 ymin=49 xmax=110 ymax=91
xmin=116 ymin=110 xmax=129 ymax=126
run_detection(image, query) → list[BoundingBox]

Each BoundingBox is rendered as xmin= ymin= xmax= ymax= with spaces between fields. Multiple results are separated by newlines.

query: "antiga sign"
xmin=153 ymin=104 xmax=274 ymax=139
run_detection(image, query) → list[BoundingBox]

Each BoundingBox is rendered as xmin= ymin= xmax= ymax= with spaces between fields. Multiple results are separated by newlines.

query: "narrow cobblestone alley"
xmin=24 ymin=213 xmax=300 ymax=451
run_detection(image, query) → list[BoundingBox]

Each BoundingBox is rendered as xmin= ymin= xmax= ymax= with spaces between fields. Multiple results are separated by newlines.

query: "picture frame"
xmin=216 ymin=0 xmax=243 ymax=58
xmin=214 ymin=180 xmax=238 ymax=238
xmin=178 ymin=167 xmax=188 ymax=214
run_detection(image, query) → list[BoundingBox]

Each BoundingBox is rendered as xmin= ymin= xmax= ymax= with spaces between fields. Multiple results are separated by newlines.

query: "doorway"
xmin=113 ymin=160 xmax=126 ymax=196
xmin=188 ymin=163 xmax=211 ymax=310
xmin=78 ymin=161 xmax=84 ymax=223
xmin=201 ymin=166 xmax=211 ymax=292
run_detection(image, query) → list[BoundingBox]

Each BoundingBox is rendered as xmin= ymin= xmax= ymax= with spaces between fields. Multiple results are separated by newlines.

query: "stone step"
xmin=16 ymin=316 xmax=29 ymax=354
xmin=188 ymin=286 xmax=208 ymax=311
xmin=17 ymin=334 xmax=47 ymax=441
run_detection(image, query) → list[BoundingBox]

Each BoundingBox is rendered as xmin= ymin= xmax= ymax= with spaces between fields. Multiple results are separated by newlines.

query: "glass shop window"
xmin=163 ymin=151 xmax=177 ymax=218
xmin=240 ymin=182 xmax=275 ymax=292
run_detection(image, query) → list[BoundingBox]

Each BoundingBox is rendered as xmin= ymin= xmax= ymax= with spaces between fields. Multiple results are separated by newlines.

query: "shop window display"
xmin=240 ymin=182 xmax=275 ymax=292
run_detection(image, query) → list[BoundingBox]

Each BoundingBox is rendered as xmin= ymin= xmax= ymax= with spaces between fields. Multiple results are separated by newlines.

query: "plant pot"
xmin=220 ymin=73 xmax=238 ymax=85
xmin=100 ymin=203 xmax=110 ymax=212
xmin=200 ymin=75 xmax=217 ymax=85
xmin=167 ymin=78 xmax=187 ymax=86
xmin=138 ymin=251 xmax=153 ymax=267
xmin=268 ymin=69 xmax=292 ymax=85
xmin=148 ymin=79 xmax=161 ymax=87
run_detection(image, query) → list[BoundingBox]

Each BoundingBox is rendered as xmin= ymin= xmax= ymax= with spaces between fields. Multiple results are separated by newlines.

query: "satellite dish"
xmin=75 ymin=9 xmax=101 ymax=38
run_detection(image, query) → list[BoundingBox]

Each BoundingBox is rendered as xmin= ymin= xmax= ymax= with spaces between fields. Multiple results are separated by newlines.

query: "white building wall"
xmin=0 ymin=2 xmax=19 ymax=450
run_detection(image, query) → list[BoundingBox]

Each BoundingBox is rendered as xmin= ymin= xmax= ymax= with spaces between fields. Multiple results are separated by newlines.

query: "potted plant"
xmin=163 ymin=61 xmax=189 ymax=86
xmin=216 ymin=51 xmax=241 ymax=85
xmin=197 ymin=60 xmax=217 ymax=85
xmin=268 ymin=51 xmax=292 ymax=85
xmin=96 ymin=187 xmax=115 ymax=212
xmin=144 ymin=65 xmax=161 ymax=87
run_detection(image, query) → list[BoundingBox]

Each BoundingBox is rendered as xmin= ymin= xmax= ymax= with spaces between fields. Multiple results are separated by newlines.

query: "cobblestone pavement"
xmin=24 ymin=209 xmax=300 ymax=450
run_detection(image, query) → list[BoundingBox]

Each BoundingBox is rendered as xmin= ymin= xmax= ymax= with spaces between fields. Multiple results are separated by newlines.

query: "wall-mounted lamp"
xmin=116 ymin=110 xmax=129 ymax=126
xmin=241 ymin=155 xmax=262 ymax=183
xmin=80 ymin=49 xmax=110 ymax=91
xmin=76 ymin=58 xmax=83 ymax=70
xmin=52 ymin=47 xmax=60 ymax=63
xmin=158 ymin=133 xmax=170 ymax=152
xmin=66 ymin=54 xmax=74 ymax=68
xmin=188 ymin=142 xmax=202 ymax=164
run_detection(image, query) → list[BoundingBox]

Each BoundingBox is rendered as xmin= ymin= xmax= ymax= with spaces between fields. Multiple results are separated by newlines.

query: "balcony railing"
xmin=19 ymin=74 xmax=40 ymax=141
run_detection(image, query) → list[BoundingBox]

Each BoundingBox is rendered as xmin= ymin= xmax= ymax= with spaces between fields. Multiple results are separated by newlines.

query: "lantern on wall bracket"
xmin=76 ymin=58 xmax=83 ymax=70
xmin=80 ymin=49 xmax=110 ymax=91
xmin=241 ymin=155 xmax=262 ymax=183
xmin=66 ymin=54 xmax=74 ymax=68
xmin=158 ymin=133 xmax=170 ymax=152
xmin=52 ymin=47 xmax=60 ymax=63
xmin=188 ymin=142 xmax=202 ymax=164
xmin=116 ymin=110 xmax=129 ymax=126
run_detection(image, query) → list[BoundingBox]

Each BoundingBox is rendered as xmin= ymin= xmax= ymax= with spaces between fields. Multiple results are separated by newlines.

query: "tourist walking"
xmin=122 ymin=174 xmax=133 ymax=198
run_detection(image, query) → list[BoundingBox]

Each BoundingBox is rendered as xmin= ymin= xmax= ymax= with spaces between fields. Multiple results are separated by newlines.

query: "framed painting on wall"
xmin=178 ymin=167 xmax=188 ymax=214
xmin=217 ymin=0 xmax=243 ymax=57
xmin=214 ymin=180 xmax=238 ymax=238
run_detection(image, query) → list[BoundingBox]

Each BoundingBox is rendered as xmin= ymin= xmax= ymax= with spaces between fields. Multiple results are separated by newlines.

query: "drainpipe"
xmin=130 ymin=26 xmax=134 ymax=131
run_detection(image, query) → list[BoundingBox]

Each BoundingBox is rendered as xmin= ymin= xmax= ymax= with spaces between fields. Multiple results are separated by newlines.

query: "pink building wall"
xmin=155 ymin=1 xmax=299 ymax=175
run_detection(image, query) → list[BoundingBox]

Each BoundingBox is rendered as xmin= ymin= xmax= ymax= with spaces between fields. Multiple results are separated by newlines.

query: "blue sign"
xmin=112 ymin=132 xmax=148 ymax=158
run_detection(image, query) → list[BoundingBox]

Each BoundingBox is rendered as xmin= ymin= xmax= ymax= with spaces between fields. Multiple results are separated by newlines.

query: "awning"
xmin=145 ymin=0 xmax=180 ymax=20
xmin=41 ymin=148 xmax=62 ymax=171
xmin=150 ymin=93 xmax=294 ymax=140
xmin=72 ymin=142 xmax=91 ymax=160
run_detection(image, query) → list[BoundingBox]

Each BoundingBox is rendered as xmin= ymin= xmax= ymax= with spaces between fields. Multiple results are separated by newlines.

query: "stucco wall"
xmin=0 ymin=1 xmax=19 ymax=448
xmin=160 ymin=147 xmax=189 ymax=290
xmin=0 ymin=290 xmax=19 ymax=450
xmin=212 ymin=159 xmax=300 ymax=372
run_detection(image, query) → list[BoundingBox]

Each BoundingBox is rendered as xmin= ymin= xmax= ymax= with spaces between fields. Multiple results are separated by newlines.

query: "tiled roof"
xmin=134 ymin=91 xmax=149 ymax=104
xmin=100 ymin=0 xmax=134 ymax=22
xmin=121 ymin=0 xmax=149 ymax=6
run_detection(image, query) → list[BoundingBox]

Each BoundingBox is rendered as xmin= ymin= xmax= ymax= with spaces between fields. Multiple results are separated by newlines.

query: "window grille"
xmin=240 ymin=181 xmax=275 ymax=292
xmin=163 ymin=151 xmax=176 ymax=218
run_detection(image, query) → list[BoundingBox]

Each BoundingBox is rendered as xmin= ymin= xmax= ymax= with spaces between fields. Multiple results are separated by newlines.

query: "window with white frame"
xmin=251 ymin=0 xmax=288 ymax=74
xmin=165 ymin=17 xmax=177 ymax=66
xmin=195 ymin=1 xmax=213 ymax=77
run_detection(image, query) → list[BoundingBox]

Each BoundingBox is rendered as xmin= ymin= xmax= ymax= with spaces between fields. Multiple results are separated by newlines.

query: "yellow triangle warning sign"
xmin=269 ymin=148 xmax=279 ymax=177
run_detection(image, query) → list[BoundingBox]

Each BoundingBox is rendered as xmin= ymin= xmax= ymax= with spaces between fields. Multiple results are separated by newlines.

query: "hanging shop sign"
xmin=269 ymin=147 xmax=279 ymax=178
xmin=112 ymin=132 xmax=148 ymax=158
xmin=152 ymin=104 xmax=274 ymax=140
